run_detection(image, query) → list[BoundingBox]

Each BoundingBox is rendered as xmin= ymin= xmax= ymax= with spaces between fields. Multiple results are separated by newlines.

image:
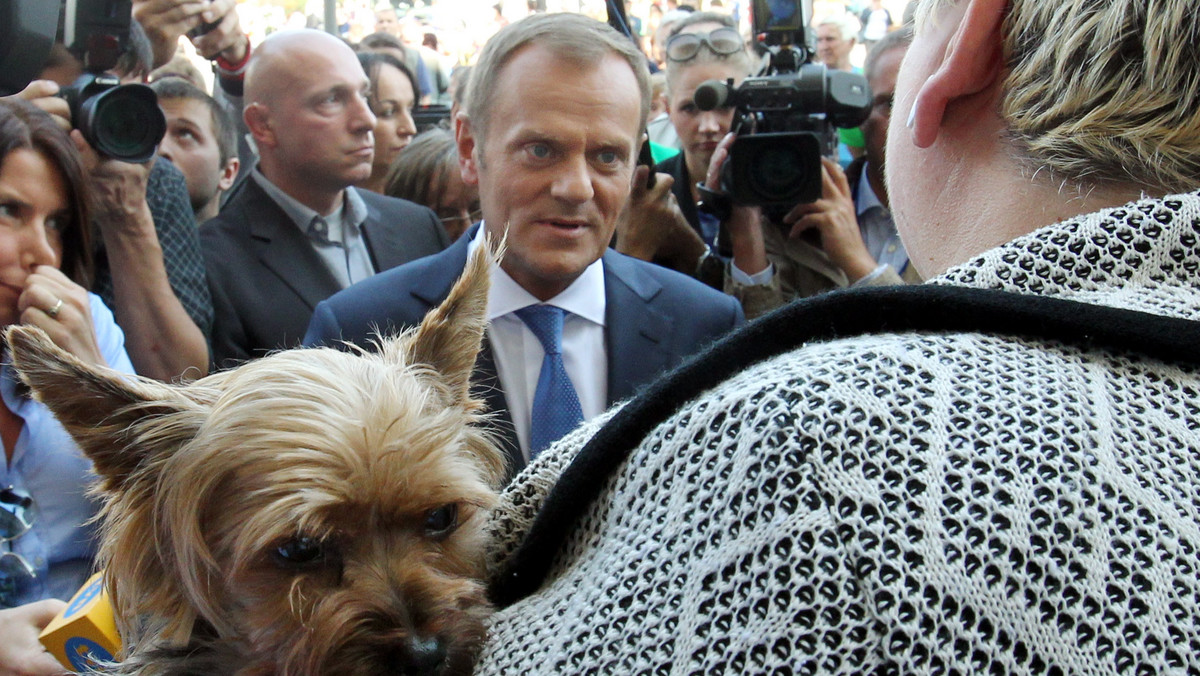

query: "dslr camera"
xmin=695 ymin=0 xmax=871 ymax=215
xmin=0 ymin=0 xmax=165 ymax=162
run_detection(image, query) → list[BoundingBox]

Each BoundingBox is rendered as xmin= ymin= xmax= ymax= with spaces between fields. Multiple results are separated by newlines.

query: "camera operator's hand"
xmin=3 ymin=81 xmax=70 ymax=131
xmin=0 ymin=600 xmax=70 ymax=676
xmin=705 ymin=134 xmax=770 ymax=278
xmin=70 ymin=130 xmax=153 ymax=232
xmin=782 ymin=157 xmax=879 ymax=282
xmin=132 ymin=0 xmax=244 ymax=68
xmin=616 ymin=166 xmax=707 ymax=274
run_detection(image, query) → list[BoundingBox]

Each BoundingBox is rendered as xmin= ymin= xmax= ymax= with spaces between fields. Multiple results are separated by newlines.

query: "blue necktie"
xmin=515 ymin=304 xmax=584 ymax=457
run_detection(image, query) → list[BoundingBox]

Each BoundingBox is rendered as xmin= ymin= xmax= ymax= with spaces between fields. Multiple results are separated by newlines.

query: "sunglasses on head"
xmin=666 ymin=27 xmax=745 ymax=62
xmin=0 ymin=486 xmax=37 ymax=608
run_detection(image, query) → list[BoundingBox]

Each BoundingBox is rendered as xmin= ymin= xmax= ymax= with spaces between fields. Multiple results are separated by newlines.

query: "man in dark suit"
xmin=305 ymin=13 xmax=744 ymax=478
xmin=201 ymin=29 xmax=448 ymax=369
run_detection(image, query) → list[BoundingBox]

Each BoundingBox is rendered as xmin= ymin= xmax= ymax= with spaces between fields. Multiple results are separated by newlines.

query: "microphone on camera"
xmin=694 ymin=78 xmax=734 ymax=112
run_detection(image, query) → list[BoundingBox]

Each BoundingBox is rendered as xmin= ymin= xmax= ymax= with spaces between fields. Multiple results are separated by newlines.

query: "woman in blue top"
xmin=0 ymin=99 xmax=134 ymax=675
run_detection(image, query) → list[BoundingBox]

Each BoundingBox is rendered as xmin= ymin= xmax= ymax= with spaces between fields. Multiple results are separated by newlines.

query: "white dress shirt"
xmin=468 ymin=226 xmax=607 ymax=459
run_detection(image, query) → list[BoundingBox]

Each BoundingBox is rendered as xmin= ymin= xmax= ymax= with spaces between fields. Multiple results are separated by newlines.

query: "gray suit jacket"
xmin=304 ymin=227 xmax=745 ymax=478
xmin=201 ymin=179 xmax=449 ymax=369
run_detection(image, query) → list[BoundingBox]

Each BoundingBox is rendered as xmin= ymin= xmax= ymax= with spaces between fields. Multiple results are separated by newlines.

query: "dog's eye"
xmin=424 ymin=503 xmax=458 ymax=539
xmin=273 ymin=536 xmax=325 ymax=566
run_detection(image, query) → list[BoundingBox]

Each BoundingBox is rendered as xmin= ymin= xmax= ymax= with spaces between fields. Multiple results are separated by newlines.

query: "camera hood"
xmin=0 ymin=0 xmax=60 ymax=96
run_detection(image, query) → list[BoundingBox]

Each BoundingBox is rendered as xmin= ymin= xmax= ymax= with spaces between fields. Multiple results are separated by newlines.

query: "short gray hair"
xmin=816 ymin=12 xmax=860 ymax=42
xmin=464 ymin=13 xmax=651 ymax=146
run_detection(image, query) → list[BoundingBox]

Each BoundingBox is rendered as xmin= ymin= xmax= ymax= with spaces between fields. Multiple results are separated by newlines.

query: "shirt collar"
xmin=251 ymin=168 xmax=366 ymax=234
xmin=855 ymin=162 xmax=886 ymax=216
xmin=469 ymin=223 xmax=607 ymax=327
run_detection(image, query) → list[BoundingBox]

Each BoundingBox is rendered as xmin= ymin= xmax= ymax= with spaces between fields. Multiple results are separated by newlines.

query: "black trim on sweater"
xmin=489 ymin=283 xmax=1200 ymax=606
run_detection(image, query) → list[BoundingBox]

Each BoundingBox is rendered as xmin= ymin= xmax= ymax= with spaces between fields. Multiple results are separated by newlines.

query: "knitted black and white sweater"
xmin=477 ymin=192 xmax=1200 ymax=674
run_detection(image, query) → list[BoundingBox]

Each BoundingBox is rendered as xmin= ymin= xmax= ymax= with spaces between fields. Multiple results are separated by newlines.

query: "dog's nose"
xmin=397 ymin=635 xmax=447 ymax=675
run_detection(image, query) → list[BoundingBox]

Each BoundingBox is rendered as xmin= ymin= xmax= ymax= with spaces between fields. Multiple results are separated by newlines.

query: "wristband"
xmin=215 ymin=36 xmax=252 ymax=75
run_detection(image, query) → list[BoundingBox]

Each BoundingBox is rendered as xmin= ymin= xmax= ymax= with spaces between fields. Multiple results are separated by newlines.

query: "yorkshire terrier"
xmin=8 ymin=245 xmax=504 ymax=676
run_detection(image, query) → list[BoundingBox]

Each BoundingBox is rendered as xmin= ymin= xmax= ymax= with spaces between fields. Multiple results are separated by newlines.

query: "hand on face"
xmin=18 ymin=265 xmax=104 ymax=369
xmin=782 ymin=156 xmax=878 ymax=281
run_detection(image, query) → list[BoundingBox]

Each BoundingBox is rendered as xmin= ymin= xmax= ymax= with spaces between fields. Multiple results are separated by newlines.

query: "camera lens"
xmin=79 ymin=84 xmax=166 ymax=163
xmin=750 ymin=144 xmax=805 ymax=196
xmin=728 ymin=132 xmax=822 ymax=207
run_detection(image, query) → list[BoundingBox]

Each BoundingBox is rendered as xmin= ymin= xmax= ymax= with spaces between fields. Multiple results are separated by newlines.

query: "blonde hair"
xmin=915 ymin=0 xmax=1200 ymax=193
xmin=663 ymin=12 xmax=753 ymax=94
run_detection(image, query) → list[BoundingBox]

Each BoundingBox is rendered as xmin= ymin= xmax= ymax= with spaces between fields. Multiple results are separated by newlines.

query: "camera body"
xmin=696 ymin=0 xmax=871 ymax=214
xmin=0 ymin=0 xmax=165 ymax=162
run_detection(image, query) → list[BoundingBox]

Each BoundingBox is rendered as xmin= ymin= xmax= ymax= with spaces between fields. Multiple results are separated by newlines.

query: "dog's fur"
xmin=7 ymin=244 xmax=505 ymax=675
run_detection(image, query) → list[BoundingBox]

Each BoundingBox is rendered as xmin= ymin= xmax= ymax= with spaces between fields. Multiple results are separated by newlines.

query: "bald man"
xmin=199 ymin=29 xmax=449 ymax=369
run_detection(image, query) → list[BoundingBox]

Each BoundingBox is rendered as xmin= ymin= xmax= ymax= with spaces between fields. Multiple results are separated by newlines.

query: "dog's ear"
xmin=5 ymin=325 xmax=209 ymax=491
xmin=392 ymin=236 xmax=498 ymax=406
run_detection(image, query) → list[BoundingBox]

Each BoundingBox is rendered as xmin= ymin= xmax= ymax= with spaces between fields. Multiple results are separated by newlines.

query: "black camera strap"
xmin=489 ymin=283 xmax=1200 ymax=607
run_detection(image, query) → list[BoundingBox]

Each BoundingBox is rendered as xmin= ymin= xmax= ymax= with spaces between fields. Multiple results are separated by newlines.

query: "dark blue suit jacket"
xmin=304 ymin=227 xmax=745 ymax=477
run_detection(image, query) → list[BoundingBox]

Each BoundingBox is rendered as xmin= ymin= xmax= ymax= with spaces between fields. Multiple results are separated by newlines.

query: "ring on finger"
xmin=45 ymin=298 xmax=63 ymax=319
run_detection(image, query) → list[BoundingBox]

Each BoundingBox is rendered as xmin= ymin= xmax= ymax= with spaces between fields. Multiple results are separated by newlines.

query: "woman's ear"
xmin=909 ymin=0 xmax=1008 ymax=148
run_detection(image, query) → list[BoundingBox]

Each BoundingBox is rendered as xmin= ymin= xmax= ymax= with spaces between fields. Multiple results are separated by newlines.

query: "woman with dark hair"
xmin=357 ymin=51 xmax=419 ymax=194
xmin=0 ymin=99 xmax=134 ymax=674
xmin=384 ymin=127 xmax=478 ymax=242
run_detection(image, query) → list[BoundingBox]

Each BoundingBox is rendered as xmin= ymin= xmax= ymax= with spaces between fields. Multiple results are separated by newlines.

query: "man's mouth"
xmin=539 ymin=218 xmax=589 ymax=231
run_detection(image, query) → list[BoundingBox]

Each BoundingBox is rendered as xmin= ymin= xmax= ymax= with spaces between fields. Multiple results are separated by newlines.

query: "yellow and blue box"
xmin=38 ymin=571 xmax=122 ymax=673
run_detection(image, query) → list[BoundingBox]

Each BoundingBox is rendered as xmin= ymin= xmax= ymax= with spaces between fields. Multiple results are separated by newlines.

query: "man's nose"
xmin=550 ymin=155 xmax=594 ymax=204
xmin=350 ymin=93 xmax=377 ymax=132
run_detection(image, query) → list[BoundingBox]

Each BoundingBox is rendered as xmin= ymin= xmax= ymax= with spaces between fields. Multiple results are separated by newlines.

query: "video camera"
xmin=695 ymin=0 xmax=871 ymax=216
xmin=0 ymin=0 xmax=165 ymax=162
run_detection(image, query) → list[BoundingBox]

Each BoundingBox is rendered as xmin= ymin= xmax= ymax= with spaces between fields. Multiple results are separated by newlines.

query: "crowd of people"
xmin=3 ymin=0 xmax=1200 ymax=672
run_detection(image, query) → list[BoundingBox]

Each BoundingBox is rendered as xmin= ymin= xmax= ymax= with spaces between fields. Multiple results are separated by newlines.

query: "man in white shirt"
xmin=305 ymin=13 xmax=745 ymax=478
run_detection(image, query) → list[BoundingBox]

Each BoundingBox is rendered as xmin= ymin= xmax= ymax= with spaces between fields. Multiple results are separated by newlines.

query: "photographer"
xmin=2 ymin=18 xmax=211 ymax=382
xmin=132 ymin=0 xmax=257 ymax=189
xmin=618 ymin=12 xmax=902 ymax=319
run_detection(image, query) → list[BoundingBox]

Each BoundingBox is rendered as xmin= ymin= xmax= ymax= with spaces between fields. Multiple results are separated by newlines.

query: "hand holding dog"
xmin=0 ymin=600 xmax=69 ymax=676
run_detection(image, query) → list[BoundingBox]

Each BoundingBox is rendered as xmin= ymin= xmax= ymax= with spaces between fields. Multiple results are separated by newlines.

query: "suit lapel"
xmin=360 ymin=193 xmax=410 ymax=272
xmin=243 ymin=180 xmax=342 ymax=310
xmin=472 ymin=336 xmax=524 ymax=478
xmin=435 ymin=227 xmax=526 ymax=477
xmin=602 ymin=252 xmax=673 ymax=404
